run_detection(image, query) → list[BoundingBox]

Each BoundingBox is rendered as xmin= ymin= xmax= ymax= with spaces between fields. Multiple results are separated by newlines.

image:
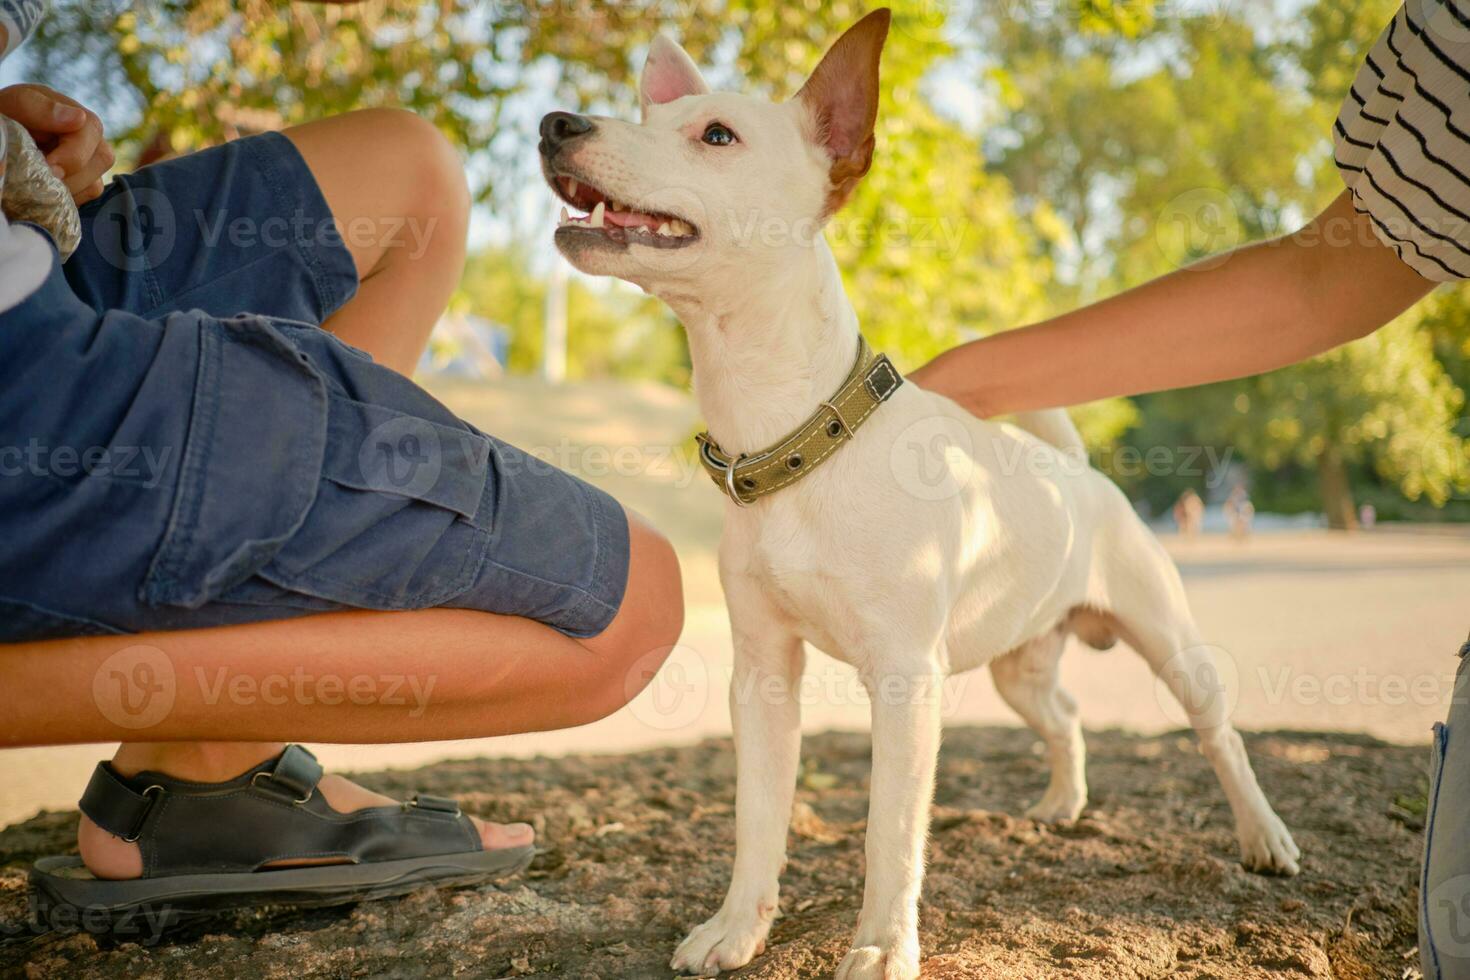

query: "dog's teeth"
xmin=657 ymin=222 xmax=671 ymax=236
xmin=567 ymin=178 xmax=578 ymax=197
xmin=671 ymin=219 xmax=694 ymax=237
xmin=559 ymin=206 xmax=570 ymax=226
xmin=590 ymin=201 xmax=605 ymax=228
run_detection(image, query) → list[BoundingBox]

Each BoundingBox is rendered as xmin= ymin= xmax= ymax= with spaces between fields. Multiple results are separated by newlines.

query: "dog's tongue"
xmin=604 ymin=208 xmax=660 ymax=231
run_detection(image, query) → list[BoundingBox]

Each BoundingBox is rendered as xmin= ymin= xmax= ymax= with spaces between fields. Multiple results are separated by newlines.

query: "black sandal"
xmin=29 ymin=745 xmax=534 ymax=928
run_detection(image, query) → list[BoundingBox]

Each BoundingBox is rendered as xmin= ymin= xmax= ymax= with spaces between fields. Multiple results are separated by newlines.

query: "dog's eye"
xmin=701 ymin=123 xmax=737 ymax=146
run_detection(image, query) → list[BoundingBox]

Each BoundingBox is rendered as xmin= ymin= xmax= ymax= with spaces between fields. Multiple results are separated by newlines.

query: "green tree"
xmin=17 ymin=0 xmax=1468 ymax=520
xmin=455 ymin=248 xmax=686 ymax=385
xmin=981 ymin=0 xmax=1470 ymax=525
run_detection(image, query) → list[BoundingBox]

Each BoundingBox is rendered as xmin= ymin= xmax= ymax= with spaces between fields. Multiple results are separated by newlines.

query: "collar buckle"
xmin=723 ymin=456 xmax=751 ymax=507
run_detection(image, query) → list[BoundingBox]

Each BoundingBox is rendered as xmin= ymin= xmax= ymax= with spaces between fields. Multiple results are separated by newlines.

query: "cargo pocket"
xmin=141 ymin=314 xmax=329 ymax=609
xmin=249 ymin=394 xmax=494 ymax=610
xmin=141 ymin=314 xmax=496 ymax=613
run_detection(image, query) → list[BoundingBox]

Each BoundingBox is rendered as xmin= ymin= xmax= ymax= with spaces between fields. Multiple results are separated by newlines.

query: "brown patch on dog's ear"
xmin=795 ymin=8 xmax=890 ymax=216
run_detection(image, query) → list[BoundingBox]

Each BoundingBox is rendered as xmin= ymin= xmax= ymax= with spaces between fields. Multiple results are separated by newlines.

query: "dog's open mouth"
xmin=548 ymin=173 xmax=699 ymax=249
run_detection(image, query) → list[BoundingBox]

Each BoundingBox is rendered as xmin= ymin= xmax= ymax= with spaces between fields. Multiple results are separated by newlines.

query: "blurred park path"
xmin=3 ymin=377 xmax=1466 ymax=826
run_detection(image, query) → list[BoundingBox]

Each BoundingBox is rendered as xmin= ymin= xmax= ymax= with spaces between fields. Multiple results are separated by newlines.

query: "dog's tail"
xmin=1011 ymin=409 xmax=1085 ymax=456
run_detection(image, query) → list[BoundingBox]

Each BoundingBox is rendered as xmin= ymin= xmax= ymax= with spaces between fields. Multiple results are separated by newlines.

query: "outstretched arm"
xmin=910 ymin=190 xmax=1435 ymax=417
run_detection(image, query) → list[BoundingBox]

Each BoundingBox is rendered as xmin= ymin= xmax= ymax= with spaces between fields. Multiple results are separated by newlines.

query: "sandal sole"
xmin=28 ymin=845 xmax=534 ymax=933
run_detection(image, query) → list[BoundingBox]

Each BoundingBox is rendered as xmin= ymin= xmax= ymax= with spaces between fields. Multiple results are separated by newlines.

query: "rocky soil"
xmin=0 ymin=727 xmax=1429 ymax=978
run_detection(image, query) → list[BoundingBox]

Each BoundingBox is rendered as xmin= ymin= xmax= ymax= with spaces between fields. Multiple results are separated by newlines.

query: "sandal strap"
xmin=75 ymin=745 xmax=482 ymax=877
xmin=410 ymin=794 xmax=461 ymax=814
xmin=78 ymin=763 xmax=157 ymax=841
xmin=252 ymin=744 xmax=323 ymax=802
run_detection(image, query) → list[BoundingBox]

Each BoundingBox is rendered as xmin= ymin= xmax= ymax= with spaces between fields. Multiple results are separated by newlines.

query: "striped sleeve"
xmin=1334 ymin=0 xmax=1470 ymax=282
xmin=0 ymin=0 xmax=45 ymax=60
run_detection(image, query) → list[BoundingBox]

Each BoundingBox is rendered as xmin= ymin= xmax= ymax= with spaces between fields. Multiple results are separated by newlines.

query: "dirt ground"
xmin=0 ymin=727 xmax=1427 ymax=979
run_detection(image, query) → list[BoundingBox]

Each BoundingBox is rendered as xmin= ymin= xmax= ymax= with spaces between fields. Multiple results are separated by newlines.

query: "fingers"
xmin=0 ymin=83 xmax=86 ymax=136
xmin=56 ymin=139 xmax=114 ymax=198
xmin=75 ymin=179 xmax=105 ymax=206
xmin=46 ymin=115 xmax=110 ymax=196
xmin=0 ymin=83 xmax=114 ymax=202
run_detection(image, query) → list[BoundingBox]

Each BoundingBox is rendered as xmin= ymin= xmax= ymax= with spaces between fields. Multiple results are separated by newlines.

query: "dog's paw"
xmin=670 ymin=910 xmax=772 ymax=977
xmin=835 ymin=943 xmax=919 ymax=980
xmin=1024 ymin=788 xmax=1086 ymax=824
xmin=1237 ymin=811 xmax=1301 ymax=876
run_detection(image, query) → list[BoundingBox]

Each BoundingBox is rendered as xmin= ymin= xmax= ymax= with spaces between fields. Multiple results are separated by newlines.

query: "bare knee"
xmin=578 ymin=510 xmax=684 ymax=722
xmin=287 ymin=108 xmax=470 ymax=276
xmin=360 ymin=108 xmax=469 ymax=260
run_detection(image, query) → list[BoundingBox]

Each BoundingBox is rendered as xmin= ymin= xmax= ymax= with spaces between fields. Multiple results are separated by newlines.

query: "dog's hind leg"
xmin=989 ymin=627 xmax=1087 ymax=823
xmin=1097 ymin=503 xmax=1300 ymax=875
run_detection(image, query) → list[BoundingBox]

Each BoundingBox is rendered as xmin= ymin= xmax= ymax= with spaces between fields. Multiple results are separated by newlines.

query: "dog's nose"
xmin=539 ymin=112 xmax=594 ymax=156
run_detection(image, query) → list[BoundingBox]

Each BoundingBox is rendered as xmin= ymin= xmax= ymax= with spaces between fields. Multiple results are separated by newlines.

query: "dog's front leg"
xmin=672 ymin=577 xmax=804 ymax=977
xmin=836 ymin=660 xmax=944 ymax=980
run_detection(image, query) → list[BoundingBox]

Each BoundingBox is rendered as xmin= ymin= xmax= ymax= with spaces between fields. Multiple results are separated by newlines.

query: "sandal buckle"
xmin=251 ymin=770 xmax=313 ymax=805
xmin=408 ymin=795 xmax=461 ymax=816
xmin=122 ymin=785 xmax=164 ymax=842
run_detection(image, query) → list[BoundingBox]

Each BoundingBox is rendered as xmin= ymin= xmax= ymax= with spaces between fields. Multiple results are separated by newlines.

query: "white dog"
xmin=539 ymin=10 xmax=1300 ymax=978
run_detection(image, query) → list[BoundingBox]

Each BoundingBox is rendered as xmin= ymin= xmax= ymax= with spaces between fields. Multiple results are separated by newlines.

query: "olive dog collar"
xmin=696 ymin=336 xmax=902 ymax=506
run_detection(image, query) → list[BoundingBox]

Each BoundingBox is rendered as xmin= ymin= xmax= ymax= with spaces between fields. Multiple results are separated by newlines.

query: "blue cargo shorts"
xmin=0 ymin=131 xmax=629 ymax=643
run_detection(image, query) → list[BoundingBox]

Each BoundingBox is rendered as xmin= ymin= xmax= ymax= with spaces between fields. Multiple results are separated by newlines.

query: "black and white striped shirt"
xmin=1335 ymin=0 xmax=1470 ymax=281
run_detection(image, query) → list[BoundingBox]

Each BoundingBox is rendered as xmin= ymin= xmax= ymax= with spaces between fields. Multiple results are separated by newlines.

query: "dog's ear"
xmin=641 ymin=35 xmax=710 ymax=119
xmin=795 ymin=8 xmax=890 ymax=215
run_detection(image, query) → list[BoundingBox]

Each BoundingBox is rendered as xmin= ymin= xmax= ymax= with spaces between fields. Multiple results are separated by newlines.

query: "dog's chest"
xmin=729 ymin=498 xmax=890 ymax=658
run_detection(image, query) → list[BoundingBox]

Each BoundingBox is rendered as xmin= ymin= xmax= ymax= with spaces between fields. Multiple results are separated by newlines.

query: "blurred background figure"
xmin=1225 ymin=484 xmax=1255 ymax=541
xmin=1173 ymin=488 xmax=1204 ymax=539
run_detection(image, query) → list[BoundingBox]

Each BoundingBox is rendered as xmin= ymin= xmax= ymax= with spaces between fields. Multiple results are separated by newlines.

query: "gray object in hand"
xmin=1 ymin=115 xmax=81 ymax=260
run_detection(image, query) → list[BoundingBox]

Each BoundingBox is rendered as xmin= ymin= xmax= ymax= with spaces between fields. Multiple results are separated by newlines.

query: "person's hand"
xmin=0 ymin=84 xmax=113 ymax=205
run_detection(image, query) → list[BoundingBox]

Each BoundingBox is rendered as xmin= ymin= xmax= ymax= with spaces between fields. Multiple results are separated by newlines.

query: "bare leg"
xmin=3 ymin=512 xmax=682 ymax=747
xmin=671 ymin=575 xmax=803 ymax=976
xmin=284 ymin=109 xmax=470 ymax=375
xmin=2 ymin=110 xmax=684 ymax=878
xmin=16 ymin=507 xmax=681 ymax=876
